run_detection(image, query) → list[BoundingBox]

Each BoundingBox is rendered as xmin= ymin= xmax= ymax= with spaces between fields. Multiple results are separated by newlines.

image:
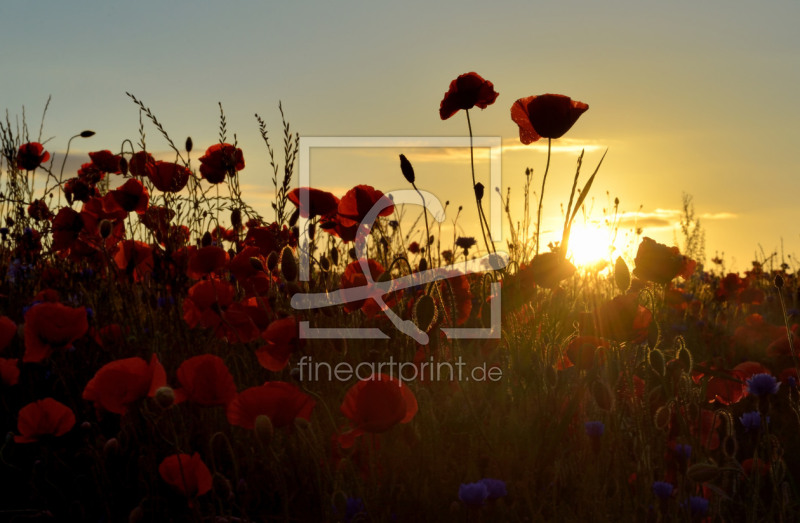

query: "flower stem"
xmin=534 ymin=138 xmax=552 ymax=256
xmin=465 ymin=109 xmax=493 ymax=257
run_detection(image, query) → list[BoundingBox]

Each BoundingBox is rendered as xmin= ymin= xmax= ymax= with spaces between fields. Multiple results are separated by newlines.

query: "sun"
xmin=566 ymin=223 xmax=616 ymax=269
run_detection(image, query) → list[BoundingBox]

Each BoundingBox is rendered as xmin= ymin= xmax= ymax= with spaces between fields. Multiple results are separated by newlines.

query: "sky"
xmin=2 ymin=0 xmax=799 ymax=273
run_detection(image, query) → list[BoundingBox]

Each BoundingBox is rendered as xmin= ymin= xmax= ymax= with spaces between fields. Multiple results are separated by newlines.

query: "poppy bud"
xmin=254 ymin=414 xmax=273 ymax=446
xmin=185 ymin=136 xmax=193 ymax=153
xmin=413 ymin=294 xmax=438 ymax=332
xmin=128 ymin=505 xmax=144 ymax=523
xmin=99 ymin=219 xmax=114 ymax=239
xmin=614 ymin=257 xmax=630 ymax=293
xmin=201 ymin=231 xmax=212 ymax=247
xmin=119 ymin=157 xmax=129 ymax=175
xmin=80 ymin=130 xmax=96 ymax=138
xmin=474 ymin=183 xmax=484 ymax=201
xmin=399 ymin=154 xmax=415 ymax=184
xmin=249 ymin=257 xmax=265 ymax=272
xmin=230 ymin=208 xmax=242 ymax=228
xmin=288 ymin=208 xmax=299 ymax=227
xmin=418 ymin=258 xmax=428 ymax=272
xmin=266 ymin=251 xmax=279 ymax=272
xmin=775 ymin=274 xmax=784 ymax=289
xmin=280 ymin=247 xmax=297 ymax=282
xmin=104 ymin=438 xmax=120 ymax=456
xmin=348 ymin=247 xmax=356 ymax=261
xmin=319 ymin=256 xmax=330 ymax=272
xmin=330 ymin=247 xmax=339 ymax=266
xmin=648 ymin=348 xmax=666 ymax=377
xmin=154 ymin=386 xmax=175 ymax=409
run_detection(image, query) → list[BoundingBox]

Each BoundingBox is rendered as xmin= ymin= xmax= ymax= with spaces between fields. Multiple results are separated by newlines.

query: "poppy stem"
xmin=465 ymin=110 xmax=493 ymax=258
xmin=534 ymin=138 xmax=552 ymax=256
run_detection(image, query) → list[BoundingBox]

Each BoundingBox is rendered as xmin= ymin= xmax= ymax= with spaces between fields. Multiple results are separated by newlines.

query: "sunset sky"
xmin=2 ymin=0 xmax=798 ymax=272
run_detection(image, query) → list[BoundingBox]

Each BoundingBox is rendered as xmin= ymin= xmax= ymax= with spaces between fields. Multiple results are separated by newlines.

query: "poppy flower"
xmin=0 ymin=316 xmax=17 ymax=352
xmin=16 ymin=142 xmax=50 ymax=170
xmin=198 ymin=143 xmax=244 ymax=184
xmin=339 ymin=373 xmax=418 ymax=448
xmin=27 ymin=199 xmax=53 ymax=222
xmin=77 ymin=162 xmax=105 ymax=185
xmin=336 ymin=185 xmax=394 ymax=233
xmin=23 ymin=302 xmax=89 ymax=363
xmin=173 ymin=354 xmax=237 ymax=406
xmin=559 ymin=336 xmax=609 ymax=370
xmin=182 ymin=279 xmax=236 ymax=331
xmin=439 ymin=72 xmax=499 ymax=120
xmin=0 ymin=358 xmax=20 ymax=386
xmin=109 ymin=178 xmax=149 ymax=214
xmin=140 ymin=205 xmax=176 ymax=244
xmin=148 ymin=161 xmax=192 ymax=193
xmin=186 ymin=245 xmax=229 ymax=279
xmin=255 ymin=317 xmax=299 ymax=371
xmin=88 ymin=150 xmax=123 ymax=174
xmin=227 ymin=381 xmax=316 ymax=430
xmin=158 ymin=453 xmax=213 ymax=498
xmin=129 ymin=151 xmax=156 ymax=177
xmin=593 ymin=292 xmax=653 ymax=343
xmin=14 ymin=398 xmax=76 ymax=443
xmin=408 ymin=241 xmax=420 ymax=254
xmin=339 ymin=259 xmax=392 ymax=317
xmin=113 ymin=240 xmax=155 ymax=282
xmin=218 ymin=299 xmax=264 ymax=343
xmin=510 ymin=94 xmax=589 ymax=143
xmin=523 ymin=252 xmax=576 ymax=289
xmin=244 ymin=222 xmax=296 ymax=256
xmin=288 ymin=187 xmax=340 ymax=218
xmin=63 ymin=177 xmax=99 ymax=204
xmin=82 ymin=354 xmax=167 ymax=414
xmin=632 ymin=237 xmax=695 ymax=284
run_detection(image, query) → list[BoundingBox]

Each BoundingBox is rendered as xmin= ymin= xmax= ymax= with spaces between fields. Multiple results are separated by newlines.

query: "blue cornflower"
xmin=652 ymin=481 xmax=674 ymax=500
xmin=673 ymin=443 xmax=692 ymax=462
xmin=479 ymin=478 xmax=507 ymax=500
xmin=681 ymin=496 xmax=709 ymax=517
xmin=584 ymin=421 xmax=605 ymax=438
xmin=459 ymin=481 xmax=489 ymax=508
xmin=739 ymin=411 xmax=768 ymax=431
xmin=746 ymin=373 xmax=780 ymax=396
xmin=344 ymin=497 xmax=365 ymax=522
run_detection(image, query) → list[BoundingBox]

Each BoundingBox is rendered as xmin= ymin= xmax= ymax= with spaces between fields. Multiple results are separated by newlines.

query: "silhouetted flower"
xmin=440 ymin=72 xmax=499 ymax=120
xmin=17 ymin=142 xmax=50 ymax=170
xmin=510 ymin=94 xmax=588 ymax=143
xmin=199 ymin=143 xmax=244 ymax=184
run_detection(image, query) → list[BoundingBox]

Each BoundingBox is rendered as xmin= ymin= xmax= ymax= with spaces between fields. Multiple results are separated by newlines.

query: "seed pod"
xmin=474 ymin=182 xmax=485 ymax=201
xmin=330 ymin=247 xmax=339 ymax=266
xmin=99 ymin=219 xmax=114 ymax=239
xmin=154 ymin=386 xmax=175 ymax=409
xmin=399 ymin=154 xmax=415 ymax=184
xmin=185 ymin=136 xmax=193 ymax=153
xmin=80 ymin=130 xmax=95 ymax=138
xmin=319 ymin=256 xmax=330 ymax=272
xmin=418 ymin=258 xmax=428 ymax=272
xmin=413 ymin=294 xmax=438 ymax=332
xmin=280 ymin=247 xmax=297 ymax=281
xmin=230 ymin=208 xmax=242 ymax=228
xmin=266 ymin=251 xmax=279 ymax=272
xmin=614 ymin=256 xmax=630 ymax=293
xmin=119 ymin=157 xmax=129 ymax=175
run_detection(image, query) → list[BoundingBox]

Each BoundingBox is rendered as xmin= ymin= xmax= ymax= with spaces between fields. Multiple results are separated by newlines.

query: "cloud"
xmin=612 ymin=208 xmax=737 ymax=231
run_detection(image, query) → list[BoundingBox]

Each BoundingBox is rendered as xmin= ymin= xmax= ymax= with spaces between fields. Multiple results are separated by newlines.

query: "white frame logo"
xmin=292 ymin=137 xmax=505 ymax=343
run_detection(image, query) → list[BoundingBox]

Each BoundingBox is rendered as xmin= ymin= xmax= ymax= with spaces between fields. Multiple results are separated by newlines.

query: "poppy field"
xmin=1 ymin=73 xmax=800 ymax=522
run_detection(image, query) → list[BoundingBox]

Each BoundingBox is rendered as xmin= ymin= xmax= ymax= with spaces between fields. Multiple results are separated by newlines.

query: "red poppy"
xmin=0 ymin=358 xmax=20 ymax=386
xmin=227 ymin=381 xmax=316 ymax=430
xmin=559 ymin=336 xmax=610 ymax=370
xmin=158 ymin=453 xmax=213 ymax=497
xmin=228 ymin=245 xmax=266 ymax=281
xmin=408 ymin=241 xmax=420 ymax=254
xmin=632 ymin=237 xmax=695 ymax=284
xmin=255 ymin=317 xmax=299 ymax=371
xmin=439 ymin=72 xmax=499 ymax=120
xmin=23 ymin=302 xmax=89 ymax=363
xmin=16 ymin=142 xmax=50 ymax=170
xmin=173 ymin=355 xmax=237 ymax=406
xmin=182 ymin=279 xmax=236 ymax=331
xmin=129 ymin=151 xmax=156 ymax=177
xmin=523 ymin=252 xmax=577 ymax=289
xmin=340 ymin=259 xmax=395 ymax=317
xmin=82 ymin=354 xmax=167 ymax=414
xmin=198 ymin=143 xmax=244 ymax=184
xmin=339 ymin=373 xmax=417 ymax=448
xmin=0 ymin=316 xmax=17 ymax=352
xmin=336 ymin=185 xmax=394 ymax=239
xmin=140 ymin=205 xmax=176 ymax=244
xmin=88 ymin=150 xmax=123 ymax=174
xmin=148 ymin=161 xmax=191 ymax=193
xmin=27 ymin=199 xmax=53 ymax=222
xmin=437 ymin=271 xmax=473 ymax=326
xmin=593 ymin=292 xmax=652 ymax=343
xmin=510 ymin=94 xmax=589 ymax=143
xmin=14 ymin=398 xmax=76 ymax=443
xmin=110 ymin=178 xmax=149 ymax=214
xmin=704 ymin=370 xmax=745 ymax=405
xmin=287 ymin=187 xmax=340 ymax=218
xmin=77 ymin=162 xmax=105 ymax=185
xmin=244 ymin=222 xmax=296 ymax=256
xmin=186 ymin=246 xmax=229 ymax=279
xmin=219 ymin=299 xmax=263 ymax=343
xmin=113 ymin=240 xmax=155 ymax=282
xmin=63 ymin=177 xmax=99 ymax=204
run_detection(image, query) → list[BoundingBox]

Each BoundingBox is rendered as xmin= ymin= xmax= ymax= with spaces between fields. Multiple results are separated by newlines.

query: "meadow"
xmin=1 ymin=73 xmax=798 ymax=522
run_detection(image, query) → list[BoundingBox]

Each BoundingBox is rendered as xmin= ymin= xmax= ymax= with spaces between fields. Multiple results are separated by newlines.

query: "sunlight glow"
xmin=566 ymin=223 xmax=617 ymax=269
